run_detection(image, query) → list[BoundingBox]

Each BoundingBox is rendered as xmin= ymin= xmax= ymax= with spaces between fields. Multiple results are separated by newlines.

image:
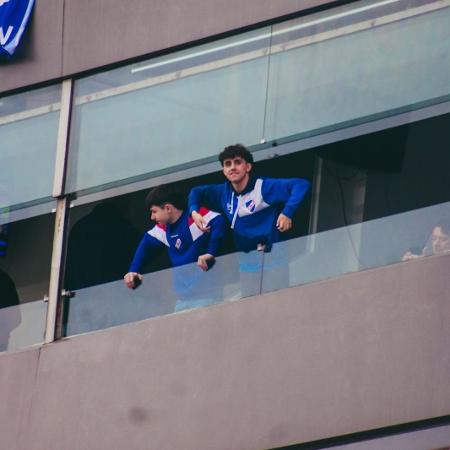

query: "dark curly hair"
xmin=219 ymin=144 xmax=254 ymax=166
xmin=145 ymin=184 xmax=186 ymax=210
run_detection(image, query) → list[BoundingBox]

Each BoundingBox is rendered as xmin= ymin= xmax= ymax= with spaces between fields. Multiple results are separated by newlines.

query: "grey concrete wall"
xmin=61 ymin=0 xmax=333 ymax=76
xmin=0 ymin=0 xmax=334 ymax=94
xmin=1 ymin=253 xmax=449 ymax=450
xmin=0 ymin=348 xmax=40 ymax=450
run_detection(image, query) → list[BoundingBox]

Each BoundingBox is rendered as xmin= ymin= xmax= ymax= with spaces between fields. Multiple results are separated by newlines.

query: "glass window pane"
xmin=0 ymin=85 xmax=61 ymax=210
xmin=67 ymin=28 xmax=271 ymax=194
xmin=64 ymin=251 xmax=250 ymax=337
xmin=0 ymin=209 xmax=54 ymax=352
xmin=262 ymin=108 xmax=450 ymax=292
xmin=322 ymin=424 xmax=450 ymax=450
xmin=264 ymin=0 xmax=450 ymax=142
xmin=262 ymin=201 xmax=450 ymax=294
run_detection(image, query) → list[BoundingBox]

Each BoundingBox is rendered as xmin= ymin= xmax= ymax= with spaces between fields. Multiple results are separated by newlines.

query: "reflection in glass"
xmin=67 ymin=28 xmax=271 ymax=194
xmin=0 ymin=211 xmax=53 ymax=352
xmin=65 ymin=199 xmax=141 ymax=291
xmin=264 ymin=0 xmax=450 ymax=142
xmin=0 ymin=267 xmax=20 ymax=351
xmin=262 ymin=201 xmax=450 ymax=294
xmin=0 ymin=302 xmax=47 ymax=352
xmin=0 ymin=84 xmax=61 ymax=210
xmin=64 ymin=252 xmax=242 ymax=336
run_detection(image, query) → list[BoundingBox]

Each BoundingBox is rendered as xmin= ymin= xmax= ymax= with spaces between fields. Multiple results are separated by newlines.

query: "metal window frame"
xmin=44 ymin=79 xmax=73 ymax=344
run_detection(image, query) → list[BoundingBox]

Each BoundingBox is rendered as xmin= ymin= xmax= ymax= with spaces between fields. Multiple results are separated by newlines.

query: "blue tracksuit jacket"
xmin=129 ymin=208 xmax=226 ymax=298
xmin=129 ymin=208 xmax=225 ymax=273
xmin=188 ymin=177 xmax=310 ymax=252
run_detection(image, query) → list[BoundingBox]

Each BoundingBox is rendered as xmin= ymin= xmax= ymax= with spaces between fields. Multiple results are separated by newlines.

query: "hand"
xmin=124 ymin=272 xmax=143 ymax=289
xmin=276 ymin=213 xmax=292 ymax=232
xmin=192 ymin=211 xmax=210 ymax=232
xmin=197 ymin=253 xmax=215 ymax=271
xmin=401 ymin=251 xmax=422 ymax=261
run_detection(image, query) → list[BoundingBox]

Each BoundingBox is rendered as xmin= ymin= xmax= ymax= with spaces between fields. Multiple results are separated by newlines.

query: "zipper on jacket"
xmin=231 ymin=195 xmax=241 ymax=229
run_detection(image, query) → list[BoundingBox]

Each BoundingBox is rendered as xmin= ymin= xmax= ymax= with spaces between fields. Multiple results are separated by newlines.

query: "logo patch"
xmin=175 ymin=238 xmax=182 ymax=250
xmin=245 ymin=199 xmax=256 ymax=212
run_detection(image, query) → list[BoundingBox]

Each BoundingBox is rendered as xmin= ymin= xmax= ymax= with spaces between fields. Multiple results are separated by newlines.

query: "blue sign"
xmin=0 ymin=0 xmax=35 ymax=57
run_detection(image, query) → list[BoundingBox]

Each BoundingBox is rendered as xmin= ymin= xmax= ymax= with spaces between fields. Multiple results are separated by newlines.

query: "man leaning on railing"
xmin=124 ymin=184 xmax=226 ymax=312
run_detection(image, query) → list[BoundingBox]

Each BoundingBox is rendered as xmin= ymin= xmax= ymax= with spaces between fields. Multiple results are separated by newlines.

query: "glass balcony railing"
xmin=262 ymin=201 xmax=450 ymax=293
xmin=0 ymin=300 xmax=47 ymax=352
xmin=0 ymin=210 xmax=55 ymax=353
xmin=64 ymin=251 xmax=242 ymax=336
xmin=63 ymin=200 xmax=450 ymax=337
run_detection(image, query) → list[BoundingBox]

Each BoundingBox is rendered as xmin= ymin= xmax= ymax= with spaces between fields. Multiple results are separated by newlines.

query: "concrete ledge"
xmin=4 ymin=253 xmax=448 ymax=450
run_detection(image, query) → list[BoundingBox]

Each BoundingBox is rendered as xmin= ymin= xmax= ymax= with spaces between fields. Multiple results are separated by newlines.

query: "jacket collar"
xmin=229 ymin=176 xmax=257 ymax=196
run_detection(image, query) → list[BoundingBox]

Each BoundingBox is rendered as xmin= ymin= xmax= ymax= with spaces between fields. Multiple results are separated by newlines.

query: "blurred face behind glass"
xmin=431 ymin=226 xmax=450 ymax=254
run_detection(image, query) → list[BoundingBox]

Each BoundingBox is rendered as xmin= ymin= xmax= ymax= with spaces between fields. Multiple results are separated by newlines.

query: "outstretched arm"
xmin=124 ymin=233 xmax=163 ymax=289
xmin=263 ymin=178 xmax=310 ymax=232
xmin=189 ymin=184 xmax=224 ymax=231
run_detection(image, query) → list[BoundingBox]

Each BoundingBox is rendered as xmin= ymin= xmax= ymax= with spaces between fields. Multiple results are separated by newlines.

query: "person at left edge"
xmin=124 ymin=184 xmax=226 ymax=312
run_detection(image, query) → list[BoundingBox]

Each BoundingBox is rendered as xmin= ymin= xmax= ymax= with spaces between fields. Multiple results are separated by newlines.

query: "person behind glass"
xmin=402 ymin=218 xmax=450 ymax=261
xmin=188 ymin=144 xmax=310 ymax=253
xmin=124 ymin=184 xmax=226 ymax=312
xmin=0 ymin=267 xmax=21 ymax=351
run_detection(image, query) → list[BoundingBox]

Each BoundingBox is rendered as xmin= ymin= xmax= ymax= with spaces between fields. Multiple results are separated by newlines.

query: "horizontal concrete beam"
xmin=0 ymin=0 xmax=335 ymax=94
xmin=0 ymin=253 xmax=447 ymax=450
xmin=62 ymin=0 xmax=334 ymax=76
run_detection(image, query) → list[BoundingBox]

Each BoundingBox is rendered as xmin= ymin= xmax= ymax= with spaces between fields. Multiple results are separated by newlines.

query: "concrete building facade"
xmin=1 ymin=1 xmax=449 ymax=448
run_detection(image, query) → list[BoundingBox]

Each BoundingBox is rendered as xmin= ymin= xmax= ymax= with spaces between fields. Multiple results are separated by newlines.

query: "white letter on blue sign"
xmin=0 ymin=26 xmax=13 ymax=45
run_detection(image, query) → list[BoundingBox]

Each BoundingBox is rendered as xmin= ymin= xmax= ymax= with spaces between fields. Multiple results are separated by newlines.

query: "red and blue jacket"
xmin=129 ymin=208 xmax=225 ymax=273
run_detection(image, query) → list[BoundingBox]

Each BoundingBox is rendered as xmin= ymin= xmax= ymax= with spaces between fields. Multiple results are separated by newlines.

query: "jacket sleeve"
xmin=262 ymin=178 xmax=310 ymax=219
xmin=206 ymin=214 xmax=226 ymax=256
xmin=188 ymin=184 xmax=224 ymax=215
xmin=129 ymin=233 xmax=164 ymax=273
